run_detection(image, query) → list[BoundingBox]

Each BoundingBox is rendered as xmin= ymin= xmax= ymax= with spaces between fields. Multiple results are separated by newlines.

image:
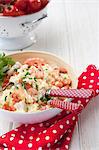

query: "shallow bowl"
xmin=0 ymin=51 xmax=78 ymax=124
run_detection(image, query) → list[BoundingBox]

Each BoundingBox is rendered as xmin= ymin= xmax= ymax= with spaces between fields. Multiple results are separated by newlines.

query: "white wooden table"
xmin=1 ymin=0 xmax=99 ymax=149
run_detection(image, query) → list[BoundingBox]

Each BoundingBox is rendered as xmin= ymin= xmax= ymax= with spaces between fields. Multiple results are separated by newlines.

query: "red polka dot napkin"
xmin=0 ymin=65 xmax=98 ymax=150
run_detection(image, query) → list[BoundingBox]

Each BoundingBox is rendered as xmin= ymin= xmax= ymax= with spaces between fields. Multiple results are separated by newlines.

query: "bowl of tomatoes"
xmin=0 ymin=0 xmax=50 ymax=50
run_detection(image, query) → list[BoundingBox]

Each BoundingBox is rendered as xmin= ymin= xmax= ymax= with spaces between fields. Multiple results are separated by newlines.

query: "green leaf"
xmin=0 ymin=53 xmax=15 ymax=86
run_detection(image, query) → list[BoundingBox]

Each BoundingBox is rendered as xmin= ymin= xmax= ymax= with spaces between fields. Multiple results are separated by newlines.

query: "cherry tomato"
xmin=29 ymin=0 xmax=41 ymax=13
xmin=15 ymin=0 xmax=29 ymax=12
xmin=41 ymin=0 xmax=48 ymax=7
xmin=3 ymin=5 xmax=25 ymax=16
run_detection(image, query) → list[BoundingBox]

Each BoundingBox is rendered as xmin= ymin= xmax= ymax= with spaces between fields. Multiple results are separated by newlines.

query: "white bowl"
xmin=0 ymin=6 xmax=48 ymax=50
xmin=0 ymin=51 xmax=78 ymax=124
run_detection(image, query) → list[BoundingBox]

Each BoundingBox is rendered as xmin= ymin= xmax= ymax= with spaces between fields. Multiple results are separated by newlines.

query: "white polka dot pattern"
xmin=18 ymin=140 xmax=23 ymax=144
xmin=59 ymin=125 xmax=64 ymax=129
xmin=28 ymin=143 xmax=33 ymax=148
xmin=31 ymin=127 xmax=35 ymax=131
xmin=10 ymin=137 xmax=14 ymax=141
xmin=45 ymin=136 xmax=50 ymax=140
xmin=52 ymin=130 xmax=57 ymax=134
xmin=36 ymin=137 xmax=40 ymax=142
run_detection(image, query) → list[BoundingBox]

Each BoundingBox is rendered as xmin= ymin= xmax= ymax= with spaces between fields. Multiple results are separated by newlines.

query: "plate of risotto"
xmin=0 ymin=51 xmax=77 ymax=123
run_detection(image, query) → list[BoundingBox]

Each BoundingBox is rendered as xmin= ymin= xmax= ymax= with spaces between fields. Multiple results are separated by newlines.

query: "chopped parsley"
xmin=25 ymin=72 xmax=30 ymax=76
xmin=15 ymin=86 xmax=19 ymax=89
xmin=29 ymin=78 xmax=33 ymax=80
xmin=14 ymin=68 xmax=18 ymax=72
xmin=34 ymin=76 xmax=37 ymax=82
xmin=4 ymin=96 xmax=7 ymax=101
xmin=36 ymin=84 xmax=38 ymax=90
xmin=22 ymin=82 xmax=26 ymax=89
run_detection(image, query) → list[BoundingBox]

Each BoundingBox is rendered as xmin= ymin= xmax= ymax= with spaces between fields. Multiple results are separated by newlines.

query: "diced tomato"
xmin=3 ymin=103 xmax=9 ymax=110
xmin=12 ymin=93 xmax=20 ymax=103
xmin=25 ymin=83 xmax=32 ymax=90
xmin=51 ymin=81 xmax=55 ymax=85
xmin=3 ymin=103 xmax=16 ymax=111
xmin=2 ymin=76 xmax=9 ymax=88
xmin=9 ymin=106 xmax=16 ymax=111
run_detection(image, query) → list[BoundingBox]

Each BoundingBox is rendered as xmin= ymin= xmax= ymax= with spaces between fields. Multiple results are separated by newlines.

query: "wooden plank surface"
xmin=0 ymin=0 xmax=99 ymax=149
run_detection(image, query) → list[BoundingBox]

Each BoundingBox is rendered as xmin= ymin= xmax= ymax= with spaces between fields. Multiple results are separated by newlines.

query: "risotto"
xmin=0 ymin=58 xmax=72 ymax=112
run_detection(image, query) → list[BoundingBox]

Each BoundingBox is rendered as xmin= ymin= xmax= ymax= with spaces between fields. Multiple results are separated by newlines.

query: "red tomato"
xmin=3 ymin=103 xmax=9 ymax=110
xmin=3 ymin=5 xmax=25 ymax=16
xmin=0 ymin=0 xmax=12 ymax=4
xmin=2 ymin=77 xmax=9 ymax=88
xmin=25 ymin=83 xmax=32 ymax=90
xmin=41 ymin=0 xmax=48 ymax=7
xmin=9 ymin=106 xmax=16 ymax=111
xmin=29 ymin=0 xmax=41 ymax=13
xmin=15 ymin=0 xmax=29 ymax=12
xmin=12 ymin=93 xmax=20 ymax=103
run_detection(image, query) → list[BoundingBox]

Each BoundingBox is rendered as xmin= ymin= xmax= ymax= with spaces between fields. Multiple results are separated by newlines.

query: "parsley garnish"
xmin=25 ymin=72 xmax=30 ymax=76
xmin=0 ymin=53 xmax=15 ymax=86
xmin=34 ymin=77 xmax=37 ymax=82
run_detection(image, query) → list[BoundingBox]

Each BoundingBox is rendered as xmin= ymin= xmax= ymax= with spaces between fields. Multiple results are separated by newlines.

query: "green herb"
xmin=40 ymin=94 xmax=51 ymax=102
xmin=36 ymin=84 xmax=38 ymax=90
xmin=29 ymin=78 xmax=32 ymax=80
xmin=34 ymin=76 xmax=37 ymax=82
xmin=15 ymin=86 xmax=19 ymax=89
xmin=14 ymin=68 xmax=18 ymax=72
xmin=0 ymin=103 xmax=2 ymax=108
xmin=4 ymin=96 xmax=7 ymax=101
xmin=45 ymin=68 xmax=48 ymax=71
xmin=0 ymin=53 xmax=15 ymax=86
xmin=22 ymin=82 xmax=25 ymax=88
xmin=25 ymin=72 xmax=30 ymax=76
xmin=22 ymin=76 xmax=26 ymax=79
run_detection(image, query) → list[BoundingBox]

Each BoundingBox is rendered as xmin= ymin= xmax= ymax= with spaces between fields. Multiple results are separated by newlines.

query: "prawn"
xmin=24 ymin=58 xmax=46 ymax=67
xmin=35 ymin=67 xmax=44 ymax=79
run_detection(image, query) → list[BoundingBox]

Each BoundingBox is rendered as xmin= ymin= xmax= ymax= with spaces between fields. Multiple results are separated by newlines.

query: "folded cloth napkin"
xmin=0 ymin=65 xmax=98 ymax=150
